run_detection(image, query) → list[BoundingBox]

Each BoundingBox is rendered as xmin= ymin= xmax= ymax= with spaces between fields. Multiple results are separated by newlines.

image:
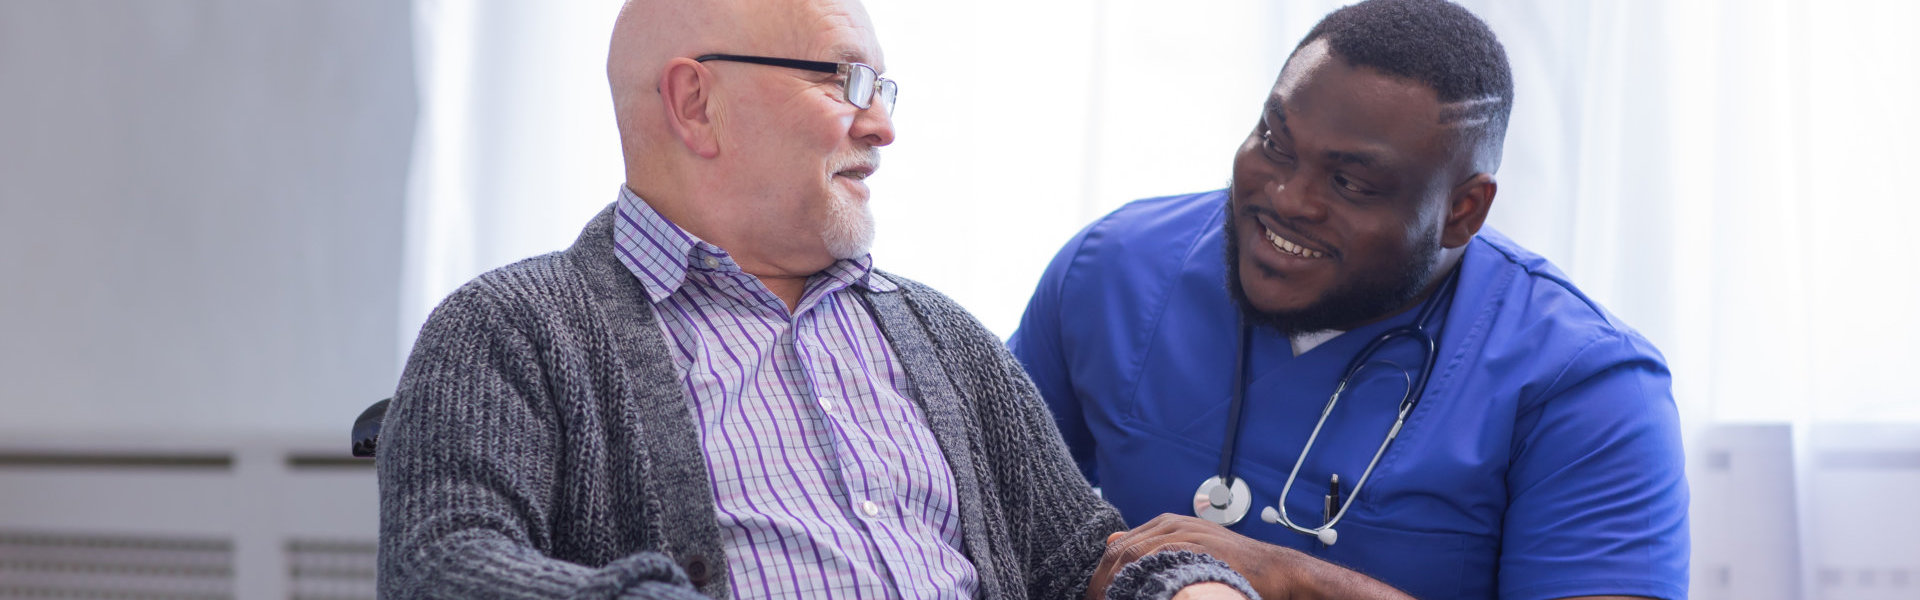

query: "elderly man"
xmin=1026 ymin=1 xmax=1689 ymax=599
xmin=376 ymin=0 xmax=1254 ymax=598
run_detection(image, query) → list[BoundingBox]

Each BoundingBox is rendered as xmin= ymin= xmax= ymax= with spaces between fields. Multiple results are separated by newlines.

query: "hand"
xmin=1089 ymin=514 xmax=1299 ymax=600
xmin=1171 ymin=582 xmax=1250 ymax=600
xmin=1093 ymin=514 xmax=1422 ymax=600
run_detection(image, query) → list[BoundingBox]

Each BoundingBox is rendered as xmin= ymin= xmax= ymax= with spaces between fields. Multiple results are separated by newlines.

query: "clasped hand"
xmin=1088 ymin=514 xmax=1297 ymax=600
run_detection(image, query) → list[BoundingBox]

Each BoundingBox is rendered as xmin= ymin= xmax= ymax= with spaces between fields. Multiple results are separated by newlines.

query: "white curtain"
xmin=403 ymin=1 xmax=1920 ymax=596
xmin=399 ymin=0 xmax=628 ymax=364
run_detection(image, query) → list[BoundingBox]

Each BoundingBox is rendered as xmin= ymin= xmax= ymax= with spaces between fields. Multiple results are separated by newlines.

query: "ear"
xmin=659 ymin=58 xmax=720 ymax=158
xmin=1441 ymin=173 xmax=1495 ymax=249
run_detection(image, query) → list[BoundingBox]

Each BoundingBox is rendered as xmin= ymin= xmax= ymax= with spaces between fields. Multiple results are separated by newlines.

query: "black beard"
xmin=1222 ymin=194 xmax=1439 ymax=337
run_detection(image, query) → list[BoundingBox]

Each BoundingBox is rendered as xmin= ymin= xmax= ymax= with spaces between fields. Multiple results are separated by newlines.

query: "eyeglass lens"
xmin=844 ymin=64 xmax=896 ymax=115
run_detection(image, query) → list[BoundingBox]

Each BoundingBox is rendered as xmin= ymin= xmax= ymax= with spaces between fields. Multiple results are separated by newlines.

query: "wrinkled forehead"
xmin=737 ymin=0 xmax=884 ymax=67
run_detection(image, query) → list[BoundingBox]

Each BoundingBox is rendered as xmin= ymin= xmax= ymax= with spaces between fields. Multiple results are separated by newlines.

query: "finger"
xmin=1107 ymin=532 xmax=1124 ymax=544
xmin=1108 ymin=513 xmax=1191 ymax=548
xmin=1088 ymin=536 xmax=1134 ymax=600
xmin=1132 ymin=513 xmax=1225 ymax=540
xmin=1152 ymin=541 xmax=1215 ymax=558
xmin=1110 ymin=514 xmax=1228 ymax=554
xmin=1107 ymin=529 xmax=1189 ymax=569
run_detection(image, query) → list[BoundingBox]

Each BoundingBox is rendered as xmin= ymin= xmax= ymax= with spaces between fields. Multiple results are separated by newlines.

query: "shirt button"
xmin=860 ymin=500 xmax=880 ymax=517
xmin=703 ymin=257 xmax=719 ymax=268
xmin=820 ymin=398 xmax=835 ymax=413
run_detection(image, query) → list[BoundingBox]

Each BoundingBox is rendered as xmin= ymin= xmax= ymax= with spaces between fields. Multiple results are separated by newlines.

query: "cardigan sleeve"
xmin=376 ymin=282 xmax=705 ymax=600
xmin=893 ymin=279 xmax=1255 ymax=600
xmin=1105 ymin=551 xmax=1262 ymax=600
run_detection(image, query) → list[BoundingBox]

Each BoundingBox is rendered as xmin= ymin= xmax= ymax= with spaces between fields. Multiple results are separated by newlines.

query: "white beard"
xmin=821 ymin=193 xmax=875 ymax=259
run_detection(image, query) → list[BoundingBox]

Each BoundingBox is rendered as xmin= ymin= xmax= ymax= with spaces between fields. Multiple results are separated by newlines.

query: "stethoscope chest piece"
xmin=1192 ymin=475 xmax=1251 ymax=526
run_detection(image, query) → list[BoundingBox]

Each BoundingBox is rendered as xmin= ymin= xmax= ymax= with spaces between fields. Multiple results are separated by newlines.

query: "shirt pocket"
xmin=1312 ymin=517 xmax=1500 ymax=600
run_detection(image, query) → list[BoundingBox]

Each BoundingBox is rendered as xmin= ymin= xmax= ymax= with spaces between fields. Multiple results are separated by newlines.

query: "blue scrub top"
xmin=1009 ymin=190 xmax=1688 ymax=600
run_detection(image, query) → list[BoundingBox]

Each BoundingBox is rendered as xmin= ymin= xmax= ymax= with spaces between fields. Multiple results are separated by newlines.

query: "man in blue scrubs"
xmin=1014 ymin=1 xmax=1689 ymax=599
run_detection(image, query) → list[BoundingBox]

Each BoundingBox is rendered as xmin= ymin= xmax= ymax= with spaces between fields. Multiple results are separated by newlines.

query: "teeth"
xmin=1264 ymin=227 xmax=1325 ymax=259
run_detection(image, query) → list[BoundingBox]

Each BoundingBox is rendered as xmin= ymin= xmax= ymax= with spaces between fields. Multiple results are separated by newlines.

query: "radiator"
xmin=0 ymin=434 xmax=375 ymax=600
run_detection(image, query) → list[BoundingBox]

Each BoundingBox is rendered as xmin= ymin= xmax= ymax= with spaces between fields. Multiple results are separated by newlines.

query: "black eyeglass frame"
xmin=694 ymin=53 xmax=897 ymax=114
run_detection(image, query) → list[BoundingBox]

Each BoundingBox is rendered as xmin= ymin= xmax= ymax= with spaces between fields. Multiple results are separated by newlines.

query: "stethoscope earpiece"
xmin=1259 ymin=506 xmax=1338 ymax=546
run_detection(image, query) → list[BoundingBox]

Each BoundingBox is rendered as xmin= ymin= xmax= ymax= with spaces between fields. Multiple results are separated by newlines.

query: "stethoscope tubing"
xmin=1207 ymin=265 xmax=1462 ymax=539
xmin=1269 ymin=361 xmax=1414 ymax=538
xmin=1217 ymin=328 xmax=1253 ymax=482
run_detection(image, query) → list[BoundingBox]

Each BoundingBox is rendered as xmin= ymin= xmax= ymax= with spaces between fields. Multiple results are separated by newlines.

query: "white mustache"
xmin=830 ymin=150 xmax=881 ymax=176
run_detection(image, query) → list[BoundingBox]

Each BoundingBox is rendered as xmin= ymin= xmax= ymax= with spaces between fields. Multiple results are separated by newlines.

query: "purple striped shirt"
xmin=611 ymin=188 xmax=977 ymax=599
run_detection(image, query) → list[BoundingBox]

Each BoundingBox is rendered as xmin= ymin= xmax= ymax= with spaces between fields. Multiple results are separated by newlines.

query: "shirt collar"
xmin=816 ymin=252 xmax=898 ymax=294
xmin=610 ymin=186 xmax=897 ymax=302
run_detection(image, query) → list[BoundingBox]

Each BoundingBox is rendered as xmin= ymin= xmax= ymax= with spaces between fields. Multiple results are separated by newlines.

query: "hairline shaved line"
xmin=1436 ymin=95 xmax=1509 ymax=128
xmin=1440 ymin=96 xmax=1509 ymax=175
xmin=1269 ymin=56 xmax=1507 ymax=131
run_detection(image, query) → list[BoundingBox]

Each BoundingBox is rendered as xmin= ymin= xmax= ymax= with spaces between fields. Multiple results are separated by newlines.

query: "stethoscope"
xmin=1191 ymin=266 xmax=1460 ymax=546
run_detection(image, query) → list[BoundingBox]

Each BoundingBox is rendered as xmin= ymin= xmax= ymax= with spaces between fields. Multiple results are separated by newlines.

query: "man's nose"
xmin=852 ymin=103 xmax=895 ymax=147
xmin=1268 ymin=173 xmax=1328 ymax=222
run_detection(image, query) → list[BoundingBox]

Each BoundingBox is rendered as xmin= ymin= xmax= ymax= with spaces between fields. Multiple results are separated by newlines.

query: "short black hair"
xmin=1296 ymin=0 xmax=1513 ymax=132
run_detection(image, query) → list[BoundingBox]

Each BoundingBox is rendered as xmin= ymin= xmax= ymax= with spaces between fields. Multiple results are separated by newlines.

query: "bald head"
xmin=607 ymin=0 xmax=879 ymax=172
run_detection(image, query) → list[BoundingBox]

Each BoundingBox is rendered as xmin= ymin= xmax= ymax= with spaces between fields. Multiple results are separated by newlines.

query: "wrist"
xmin=1245 ymin=546 xmax=1322 ymax=600
xmin=1247 ymin=546 xmax=1411 ymax=600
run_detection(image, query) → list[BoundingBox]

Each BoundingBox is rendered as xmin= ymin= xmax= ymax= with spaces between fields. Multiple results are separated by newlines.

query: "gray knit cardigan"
xmin=377 ymin=206 xmax=1248 ymax=599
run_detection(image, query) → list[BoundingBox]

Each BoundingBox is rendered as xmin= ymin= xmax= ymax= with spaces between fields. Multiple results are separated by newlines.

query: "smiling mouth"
xmin=834 ymin=167 xmax=872 ymax=181
xmin=1262 ymin=223 xmax=1327 ymax=259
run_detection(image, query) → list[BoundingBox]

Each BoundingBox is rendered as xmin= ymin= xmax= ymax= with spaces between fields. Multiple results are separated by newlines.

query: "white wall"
xmin=0 ymin=0 xmax=415 ymax=438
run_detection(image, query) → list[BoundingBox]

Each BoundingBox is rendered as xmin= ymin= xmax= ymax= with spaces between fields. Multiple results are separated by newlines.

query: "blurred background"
xmin=0 ymin=0 xmax=1914 ymax=598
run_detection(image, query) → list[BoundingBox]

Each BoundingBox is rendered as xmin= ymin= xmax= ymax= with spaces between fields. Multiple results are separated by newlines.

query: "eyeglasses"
xmin=695 ymin=54 xmax=898 ymax=115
